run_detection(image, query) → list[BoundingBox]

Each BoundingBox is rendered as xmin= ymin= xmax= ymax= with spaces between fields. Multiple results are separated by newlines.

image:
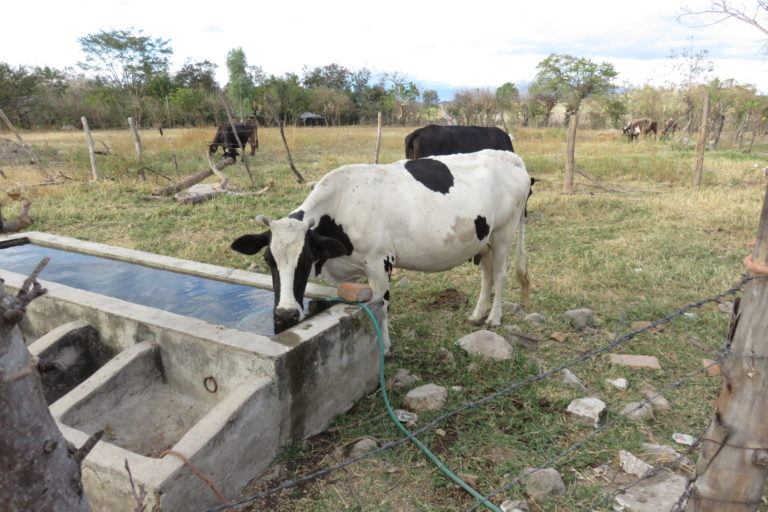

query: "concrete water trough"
xmin=0 ymin=231 xmax=384 ymax=511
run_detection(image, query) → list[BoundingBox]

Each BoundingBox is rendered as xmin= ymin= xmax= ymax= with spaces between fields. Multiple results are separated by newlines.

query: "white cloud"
xmin=1 ymin=0 xmax=766 ymax=95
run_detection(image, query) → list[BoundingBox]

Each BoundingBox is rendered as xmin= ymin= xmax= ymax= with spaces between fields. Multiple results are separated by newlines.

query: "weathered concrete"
xmin=1 ymin=231 xmax=384 ymax=511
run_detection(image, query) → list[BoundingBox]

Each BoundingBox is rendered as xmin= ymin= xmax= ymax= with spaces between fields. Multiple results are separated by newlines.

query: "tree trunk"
xmin=81 ymin=116 xmax=98 ymax=181
xmin=693 ymin=92 xmax=710 ymax=188
xmin=127 ymin=117 xmax=145 ymax=182
xmin=686 ymin=187 xmax=768 ymax=511
xmin=564 ymin=110 xmax=578 ymax=193
xmin=276 ymin=118 xmax=305 ymax=184
xmin=0 ymin=199 xmax=33 ymax=233
xmin=709 ymin=113 xmax=725 ymax=150
xmin=0 ymin=264 xmax=91 ymax=511
xmin=374 ymin=112 xmax=383 ymax=164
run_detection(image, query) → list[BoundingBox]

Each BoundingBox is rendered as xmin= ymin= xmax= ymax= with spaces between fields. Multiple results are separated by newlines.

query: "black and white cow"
xmin=209 ymin=121 xmax=259 ymax=160
xmin=404 ymin=125 xmax=515 ymax=159
xmin=622 ymin=118 xmax=658 ymax=141
xmin=231 ymin=149 xmax=531 ymax=334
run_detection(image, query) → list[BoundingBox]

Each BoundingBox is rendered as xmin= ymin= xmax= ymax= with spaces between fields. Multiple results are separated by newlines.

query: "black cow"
xmin=404 ymin=125 xmax=514 ymax=159
xmin=209 ymin=121 xmax=259 ymax=160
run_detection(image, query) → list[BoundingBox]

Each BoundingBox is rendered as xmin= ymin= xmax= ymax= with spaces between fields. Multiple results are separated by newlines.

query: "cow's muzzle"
xmin=274 ymin=308 xmax=301 ymax=333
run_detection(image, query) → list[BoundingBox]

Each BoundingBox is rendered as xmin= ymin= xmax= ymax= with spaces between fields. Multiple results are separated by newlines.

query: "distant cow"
xmin=404 ymin=125 xmax=514 ymax=159
xmin=661 ymin=118 xmax=679 ymax=139
xmin=622 ymin=118 xmax=658 ymax=141
xmin=209 ymin=120 xmax=259 ymax=160
xmin=232 ymin=149 xmax=531 ymax=334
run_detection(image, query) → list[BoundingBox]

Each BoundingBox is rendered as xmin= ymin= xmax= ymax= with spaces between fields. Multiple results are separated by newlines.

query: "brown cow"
xmin=623 ymin=118 xmax=658 ymax=141
xmin=661 ymin=118 xmax=679 ymax=139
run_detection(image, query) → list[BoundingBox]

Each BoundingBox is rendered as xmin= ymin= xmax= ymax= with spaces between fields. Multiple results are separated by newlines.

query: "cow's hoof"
xmin=467 ymin=316 xmax=485 ymax=326
xmin=485 ymin=318 xmax=501 ymax=328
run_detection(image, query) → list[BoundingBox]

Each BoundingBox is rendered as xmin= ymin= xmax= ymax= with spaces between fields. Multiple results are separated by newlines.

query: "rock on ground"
xmin=622 ymin=401 xmax=655 ymax=422
xmin=609 ymin=354 xmax=661 ymax=370
xmin=606 ymin=377 xmax=629 ymax=390
xmin=501 ymin=500 xmax=529 ymax=512
xmin=525 ymin=312 xmax=546 ymax=324
xmin=519 ymin=467 xmax=566 ymax=501
xmin=564 ymin=308 xmax=597 ymax=330
xmin=562 ymin=369 xmax=588 ymax=392
xmin=349 ymin=437 xmax=378 ymax=459
xmin=641 ymin=389 xmax=671 ymax=415
xmin=619 ymin=450 xmax=654 ymax=478
xmin=566 ymin=397 xmax=607 ymax=427
xmin=403 ymin=383 xmax=447 ymax=412
xmin=456 ymin=330 xmax=514 ymax=361
xmin=613 ymin=471 xmax=688 ymax=512
xmin=437 ymin=347 xmax=455 ymax=364
xmin=388 ymin=368 xmax=421 ymax=391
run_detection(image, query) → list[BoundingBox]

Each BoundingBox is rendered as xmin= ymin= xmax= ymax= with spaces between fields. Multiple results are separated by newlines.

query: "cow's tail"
xmin=515 ymin=200 xmax=530 ymax=308
xmin=404 ymin=131 xmax=417 ymax=159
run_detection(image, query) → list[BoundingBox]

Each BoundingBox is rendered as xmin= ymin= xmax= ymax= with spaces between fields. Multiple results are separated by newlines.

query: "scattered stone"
xmin=702 ymin=359 xmax=721 ymax=377
xmin=437 ymin=347 xmax=455 ymax=364
xmin=503 ymin=302 xmax=525 ymax=318
xmin=500 ymin=500 xmax=529 ymax=512
xmin=606 ymin=377 xmax=629 ymax=390
xmin=337 ymin=282 xmax=373 ymax=302
xmin=349 ymin=437 xmax=378 ymax=459
xmin=683 ymin=312 xmax=698 ymax=320
xmin=525 ymin=312 xmax=546 ymax=324
xmin=519 ymin=467 xmax=566 ymax=501
xmin=564 ymin=308 xmax=597 ymax=330
xmin=621 ymin=402 xmax=655 ymax=422
xmin=566 ymin=397 xmax=607 ymax=427
xmin=550 ymin=331 xmax=569 ymax=343
xmin=641 ymin=389 xmax=671 ymax=415
xmin=672 ymin=433 xmax=695 ymax=446
xmin=613 ymin=471 xmax=688 ymax=512
xmin=609 ymin=354 xmax=661 ymax=370
xmin=718 ymin=301 xmax=734 ymax=314
xmin=456 ymin=330 xmax=514 ymax=361
xmin=467 ymin=362 xmax=480 ymax=373
xmin=403 ymin=384 xmax=447 ymax=412
xmin=561 ymin=369 xmax=588 ymax=392
xmin=450 ymin=385 xmax=464 ymax=392
xmin=484 ymin=446 xmax=517 ymax=465
xmin=394 ymin=409 xmax=418 ymax=426
xmin=619 ymin=450 xmax=654 ymax=478
xmin=456 ymin=472 xmax=479 ymax=487
xmin=388 ymin=368 xmax=421 ymax=391
xmin=641 ymin=443 xmax=693 ymax=466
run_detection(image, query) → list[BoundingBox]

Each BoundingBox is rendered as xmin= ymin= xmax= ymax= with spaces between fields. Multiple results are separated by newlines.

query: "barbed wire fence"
xmin=205 ymin=274 xmax=759 ymax=512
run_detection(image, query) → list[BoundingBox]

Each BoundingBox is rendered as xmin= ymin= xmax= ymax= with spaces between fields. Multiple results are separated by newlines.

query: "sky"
xmin=2 ymin=0 xmax=767 ymax=99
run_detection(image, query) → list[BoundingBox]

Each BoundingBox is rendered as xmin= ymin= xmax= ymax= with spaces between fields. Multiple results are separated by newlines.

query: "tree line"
xmin=1 ymin=27 xmax=766 ymax=142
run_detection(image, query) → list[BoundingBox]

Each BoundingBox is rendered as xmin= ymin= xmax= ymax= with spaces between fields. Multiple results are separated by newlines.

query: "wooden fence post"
xmin=127 ymin=117 xmax=145 ymax=181
xmin=686 ymin=185 xmax=768 ymax=511
xmin=564 ymin=110 xmax=578 ymax=193
xmin=693 ymin=91 xmax=711 ymax=188
xmin=374 ymin=112 xmax=383 ymax=164
xmin=0 ymin=109 xmax=51 ymax=181
xmin=81 ymin=116 xmax=98 ymax=181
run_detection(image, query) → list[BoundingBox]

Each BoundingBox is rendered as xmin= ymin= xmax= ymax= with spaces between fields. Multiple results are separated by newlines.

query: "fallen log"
xmin=151 ymin=157 xmax=234 ymax=196
xmin=0 ymin=199 xmax=33 ymax=233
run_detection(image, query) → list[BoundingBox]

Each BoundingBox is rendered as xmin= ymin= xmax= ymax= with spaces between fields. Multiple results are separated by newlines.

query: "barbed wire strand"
xmin=207 ymin=276 xmax=753 ymax=512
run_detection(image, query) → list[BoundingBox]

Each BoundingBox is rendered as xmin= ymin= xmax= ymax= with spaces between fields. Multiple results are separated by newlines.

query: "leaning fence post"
xmin=692 ymin=91 xmax=710 ymax=188
xmin=127 ymin=117 xmax=145 ymax=181
xmin=374 ymin=112 xmax=383 ymax=164
xmin=685 ymin=185 xmax=768 ymax=511
xmin=81 ymin=116 xmax=98 ymax=181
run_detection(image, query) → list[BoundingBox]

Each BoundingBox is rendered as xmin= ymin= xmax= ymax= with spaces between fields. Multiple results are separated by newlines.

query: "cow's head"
xmin=231 ymin=215 xmax=347 ymax=333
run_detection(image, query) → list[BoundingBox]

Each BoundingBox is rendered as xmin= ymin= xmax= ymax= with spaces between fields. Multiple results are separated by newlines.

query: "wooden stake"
xmin=151 ymin=157 xmax=234 ymax=196
xmin=564 ymin=110 xmax=578 ymax=193
xmin=686 ymin=186 xmax=768 ymax=511
xmin=127 ymin=117 xmax=145 ymax=181
xmin=81 ymin=116 xmax=98 ymax=181
xmin=219 ymin=94 xmax=255 ymax=187
xmin=0 ymin=109 xmax=51 ymax=181
xmin=693 ymin=91 xmax=711 ymax=188
xmin=374 ymin=112 xmax=383 ymax=164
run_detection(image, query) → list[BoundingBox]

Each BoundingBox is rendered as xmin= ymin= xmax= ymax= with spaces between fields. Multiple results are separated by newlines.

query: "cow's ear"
xmin=231 ymin=233 xmax=270 ymax=255
xmin=308 ymin=231 xmax=347 ymax=259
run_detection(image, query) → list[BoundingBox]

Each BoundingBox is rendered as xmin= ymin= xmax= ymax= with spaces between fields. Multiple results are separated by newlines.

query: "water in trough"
xmin=0 ymin=242 xmax=290 ymax=336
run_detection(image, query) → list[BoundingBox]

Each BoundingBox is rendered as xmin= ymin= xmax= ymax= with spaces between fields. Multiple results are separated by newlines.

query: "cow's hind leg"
xmin=468 ymin=251 xmax=493 ymax=325
xmin=365 ymin=260 xmax=392 ymax=352
xmin=486 ymin=227 xmax=517 ymax=326
xmin=515 ymin=210 xmax=530 ymax=309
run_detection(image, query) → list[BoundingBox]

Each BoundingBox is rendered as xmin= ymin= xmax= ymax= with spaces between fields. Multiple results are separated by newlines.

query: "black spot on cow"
xmin=404 ymin=159 xmax=454 ymax=194
xmin=289 ymin=210 xmax=305 ymax=221
xmin=315 ymin=215 xmax=353 ymax=255
xmin=383 ymin=290 xmax=390 ymax=302
xmin=472 ymin=254 xmax=483 ymax=265
xmin=525 ymin=177 xmax=536 ymax=217
xmin=474 ymin=216 xmax=490 ymax=240
xmin=383 ymin=256 xmax=393 ymax=274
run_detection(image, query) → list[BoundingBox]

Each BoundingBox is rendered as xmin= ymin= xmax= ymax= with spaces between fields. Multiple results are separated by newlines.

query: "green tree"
xmin=174 ymin=60 xmax=219 ymax=92
xmin=78 ymin=28 xmax=172 ymax=94
xmin=384 ymin=72 xmax=420 ymax=124
xmin=496 ymin=82 xmax=520 ymax=129
xmin=302 ymin=63 xmax=352 ymax=92
xmin=531 ymin=53 xmax=618 ymax=192
xmin=0 ymin=63 xmax=65 ymax=126
xmin=226 ymin=48 xmax=264 ymax=119
xmin=421 ymin=89 xmax=439 ymax=122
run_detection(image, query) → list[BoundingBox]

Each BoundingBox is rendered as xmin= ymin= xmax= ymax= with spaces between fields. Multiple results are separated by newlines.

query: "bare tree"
xmin=680 ymin=1 xmax=768 ymax=45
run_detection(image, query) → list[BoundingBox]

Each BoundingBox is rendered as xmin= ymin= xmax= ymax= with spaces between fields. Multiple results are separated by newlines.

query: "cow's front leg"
xmin=365 ymin=260 xmax=392 ymax=352
xmin=468 ymin=251 xmax=493 ymax=325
